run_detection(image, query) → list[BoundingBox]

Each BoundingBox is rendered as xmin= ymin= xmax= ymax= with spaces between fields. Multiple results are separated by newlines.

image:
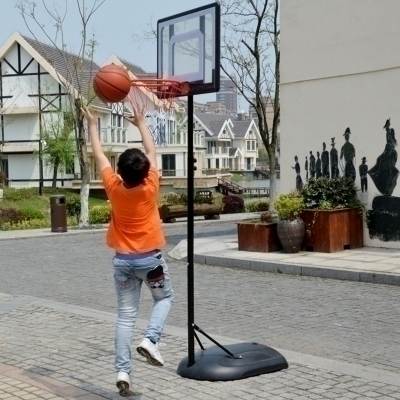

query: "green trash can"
xmin=50 ymin=195 xmax=67 ymax=233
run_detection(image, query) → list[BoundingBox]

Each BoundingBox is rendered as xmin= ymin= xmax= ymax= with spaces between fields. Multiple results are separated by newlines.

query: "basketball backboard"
xmin=157 ymin=2 xmax=220 ymax=97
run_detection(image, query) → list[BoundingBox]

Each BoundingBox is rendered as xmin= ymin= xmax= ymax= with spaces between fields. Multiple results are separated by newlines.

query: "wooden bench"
xmin=159 ymin=204 xmax=221 ymax=223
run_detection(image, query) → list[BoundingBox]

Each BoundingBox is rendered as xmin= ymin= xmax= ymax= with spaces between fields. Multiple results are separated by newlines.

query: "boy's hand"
xmin=125 ymin=102 xmax=146 ymax=127
xmin=81 ymin=106 xmax=97 ymax=126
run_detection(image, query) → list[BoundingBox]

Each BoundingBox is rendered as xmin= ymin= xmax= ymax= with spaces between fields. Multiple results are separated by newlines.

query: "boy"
xmin=81 ymin=104 xmax=174 ymax=397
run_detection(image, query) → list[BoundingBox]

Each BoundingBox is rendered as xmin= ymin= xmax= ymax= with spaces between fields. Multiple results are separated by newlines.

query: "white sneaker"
xmin=116 ymin=371 xmax=134 ymax=397
xmin=136 ymin=338 xmax=164 ymax=366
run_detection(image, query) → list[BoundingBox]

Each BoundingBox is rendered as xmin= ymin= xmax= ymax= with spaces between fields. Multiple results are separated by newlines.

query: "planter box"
xmin=301 ymin=208 xmax=363 ymax=253
xmin=237 ymin=221 xmax=282 ymax=253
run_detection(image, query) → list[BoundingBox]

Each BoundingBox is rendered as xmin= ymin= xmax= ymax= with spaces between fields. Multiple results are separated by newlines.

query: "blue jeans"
xmin=113 ymin=251 xmax=174 ymax=374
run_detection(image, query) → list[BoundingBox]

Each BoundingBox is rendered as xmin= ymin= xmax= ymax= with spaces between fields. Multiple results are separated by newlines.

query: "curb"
xmin=192 ymin=253 xmax=400 ymax=287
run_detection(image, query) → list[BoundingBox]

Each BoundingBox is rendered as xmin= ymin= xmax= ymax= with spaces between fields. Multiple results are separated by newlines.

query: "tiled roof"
xmin=22 ymin=35 xmax=108 ymax=109
xmin=231 ymin=120 xmax=252 ymax=138
xmin=195 ymin=112 xmax=230 ymax=136
xmin=229 ymin=147 xmax=238 ymax=157
xmin=117 ymin=57 xmax=147 ymax=76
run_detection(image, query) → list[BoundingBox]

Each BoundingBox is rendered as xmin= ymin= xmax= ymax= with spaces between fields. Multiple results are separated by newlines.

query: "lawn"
xmin=0 ymin=187 xmax=108 ymax=230
xmin=0 ymin=187 xmax=106 ymax=212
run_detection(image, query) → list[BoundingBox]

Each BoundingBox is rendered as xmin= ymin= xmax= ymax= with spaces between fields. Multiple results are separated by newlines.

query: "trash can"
xmin=50 ymin=195 xmax=67 ymax=233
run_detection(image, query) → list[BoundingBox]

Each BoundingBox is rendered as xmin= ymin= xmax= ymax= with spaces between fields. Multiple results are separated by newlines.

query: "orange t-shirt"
xmin=102 ymin=166 xmax=166 ymax=253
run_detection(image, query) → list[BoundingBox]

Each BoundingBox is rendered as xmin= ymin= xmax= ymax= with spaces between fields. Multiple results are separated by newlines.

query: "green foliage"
xmin=246 ymin=199 xmax=269 ymax=212
xmin=257 ymin=148 xmax=269 ymax=162
xmin=89 ymin=205 xmax=111 ymax=224
xmin=40 ymin=111 xmax=76 ymax=178
xmin=194 ymin=192 xmax=214 ymax=205
xmin=20 ymin=207 xmax=46 ymax=220
xmin=1 ymin=218 xmax=49 ymax=231
xmin=159 ymin=193 xmax=187 ymax=206
xmin=3 ymin=188 xmax=38 ymax=201
xmin=301 ymin=177 xmax=363 ymax=210
xmin=222 ymin=195 xmax=245 ymax=214
xmin=159 ymin=192 xmax=214 ymax=206
xmin=274 ymin=192 xmax=304 ymax=221
xmin=66 ymin=195 xmax=81 ymax=223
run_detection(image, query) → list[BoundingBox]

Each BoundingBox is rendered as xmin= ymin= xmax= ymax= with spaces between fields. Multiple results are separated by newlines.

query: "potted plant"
xmin=274 ymin=192 xmax=305 ymax=253
xmin=301 ymin=177 xmax=364 ymax=252
xmin=237 ymin=211 xmax=282 ymax=253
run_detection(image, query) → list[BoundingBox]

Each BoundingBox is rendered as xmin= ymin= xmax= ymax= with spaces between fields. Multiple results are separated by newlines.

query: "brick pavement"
xmin=0 ymin=222 xmax=400 ymax=398
xmin=1 ymin=297 xmax=400 ymax=399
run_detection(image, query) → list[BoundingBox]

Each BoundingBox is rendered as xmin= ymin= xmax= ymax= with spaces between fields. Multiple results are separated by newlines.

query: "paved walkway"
xmin=1 ymin=218 xmax=400 ymax=398
xmin=1 ymin=293 xmax=400 ymax=399
xmin=170 ymin=235 xmax=400 ymax=286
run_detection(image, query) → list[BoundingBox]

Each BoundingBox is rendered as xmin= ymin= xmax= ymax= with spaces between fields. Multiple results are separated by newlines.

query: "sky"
xmin=0 ymin=0 xmax=218 ymax=102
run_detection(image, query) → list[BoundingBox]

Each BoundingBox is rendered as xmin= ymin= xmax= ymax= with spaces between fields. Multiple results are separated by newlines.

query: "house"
xmin=194 ymin=112 xmax=261 ymax=171
xmin=280 ymin=0 xmax=400 ymax=248
xmin=0 ymin=31 xmax=228 ymax=193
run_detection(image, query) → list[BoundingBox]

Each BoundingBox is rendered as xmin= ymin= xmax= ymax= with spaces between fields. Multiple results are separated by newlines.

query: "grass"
xmin=0 ymin=187 xmax=107 ymax=218
xmin=1 ymin=187 xmax=106 ymax=208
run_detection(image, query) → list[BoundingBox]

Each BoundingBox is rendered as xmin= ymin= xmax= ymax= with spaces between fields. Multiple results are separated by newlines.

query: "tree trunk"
xmin=268 ymin=151 xmax=277 ymax=212
xmin=75 ymin=99 xmax=90 ymax=228
xmin=52 ymin=159 xmax=59 ymax=189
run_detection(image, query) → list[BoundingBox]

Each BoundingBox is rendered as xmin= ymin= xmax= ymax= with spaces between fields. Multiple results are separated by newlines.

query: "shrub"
xmin=301 ymin=177 xmax=362 ymax=210
xmin=194 ymin=192 xmax=214 ymax=205
xmin=222 ymin=195 xmax=245 ymax=214
xmin=89 ymin=205 xmax=112 ymax=224
xmin=1 ymin=218 xmax=49 ymax=231
xmin=21 ymin=207 xmax=46 ymax=220
xmin=160 ymin=192 xmax=187 ymax=206
xmin=3 ymin=188 xmax=38 ymax=201
xmin=274 ymin=192 xmax=304 ymax=221
xmin=246 ymin=200 xmax=269 ymax=212
xmin=0 ymin=208 xmax=26 ymax=227
xmin=66 ymin=195 xmax=81 ymax=224
xmin=160 ymin=192 xmax=214 ymax=206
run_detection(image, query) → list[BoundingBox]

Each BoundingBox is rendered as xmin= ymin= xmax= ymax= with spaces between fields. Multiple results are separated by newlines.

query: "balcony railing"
xmin=206 ymin=147 xmax=231 ymax=155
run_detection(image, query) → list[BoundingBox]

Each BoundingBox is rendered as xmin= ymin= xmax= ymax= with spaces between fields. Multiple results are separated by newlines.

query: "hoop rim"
xmin=130 ymin=78 xmax=190 ymax=97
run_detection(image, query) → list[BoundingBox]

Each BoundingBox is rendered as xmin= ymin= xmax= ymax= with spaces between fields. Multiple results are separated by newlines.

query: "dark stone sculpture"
xmin=340 ymin=127 xmax=356 ymax=181
xmin=330 ymin=138 xmax=339 ymax=178
xmin=321 ymin=142 xmax=330 ymax=178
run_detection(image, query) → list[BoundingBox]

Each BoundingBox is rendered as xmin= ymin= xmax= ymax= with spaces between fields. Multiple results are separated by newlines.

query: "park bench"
xmin=159 ymin=190 xmax=221 ymax=223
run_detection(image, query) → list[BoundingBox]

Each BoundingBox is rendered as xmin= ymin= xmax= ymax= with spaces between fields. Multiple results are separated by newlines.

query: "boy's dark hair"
xmin=117 ymin=148 xmax=150 ymax=187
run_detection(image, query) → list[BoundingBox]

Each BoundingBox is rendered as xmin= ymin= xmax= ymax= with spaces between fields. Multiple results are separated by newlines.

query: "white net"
xmin=126 ymin=79 xmax=189 ymax=146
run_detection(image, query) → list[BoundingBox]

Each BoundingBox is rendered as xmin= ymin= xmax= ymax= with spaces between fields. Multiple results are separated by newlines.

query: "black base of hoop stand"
xmin=177 ymin=95 xmax=288 ymax=381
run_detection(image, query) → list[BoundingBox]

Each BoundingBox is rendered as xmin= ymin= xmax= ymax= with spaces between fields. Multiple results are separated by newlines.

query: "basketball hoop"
xmin=127 ymin=79 xmax=190 ymax=112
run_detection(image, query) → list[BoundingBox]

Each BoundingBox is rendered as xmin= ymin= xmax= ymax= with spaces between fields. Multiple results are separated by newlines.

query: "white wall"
xmin=281 ymin=0 xmax=400 ymax=248
xmin=4 ymin=114 xmax=39 ymax=142
xmin=8 ymin=154 xmax=38 ymax=187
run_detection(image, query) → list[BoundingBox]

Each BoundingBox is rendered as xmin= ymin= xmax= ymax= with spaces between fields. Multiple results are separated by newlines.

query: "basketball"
xmin=93 ymin=64 xmax=131 ymax=103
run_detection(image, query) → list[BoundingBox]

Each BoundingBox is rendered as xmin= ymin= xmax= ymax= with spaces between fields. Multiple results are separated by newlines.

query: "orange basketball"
xmin=93 ymin=64 xmax=131 ymax=103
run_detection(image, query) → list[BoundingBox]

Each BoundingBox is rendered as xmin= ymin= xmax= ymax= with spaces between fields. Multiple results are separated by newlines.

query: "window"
xmin=252 ymin=141 xmax=256 ymax=151
xmin=247 ymin=141 xmax=251 ymax=150
xmin=162 ymin=154 xmax=176 ymax=177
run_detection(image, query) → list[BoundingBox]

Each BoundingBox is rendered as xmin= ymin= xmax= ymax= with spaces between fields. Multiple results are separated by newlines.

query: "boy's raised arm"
xmin=81 ymin=107 xmax=111 ymax=174
xmin=125 ymin=103 xmax=157 ymax=169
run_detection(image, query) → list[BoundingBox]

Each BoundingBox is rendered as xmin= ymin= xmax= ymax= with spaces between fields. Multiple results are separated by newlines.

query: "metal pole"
xmin=39 ymin=139 xmax=43 ymax=195
xmin=187 ymin=94 xmax=195 ymax=367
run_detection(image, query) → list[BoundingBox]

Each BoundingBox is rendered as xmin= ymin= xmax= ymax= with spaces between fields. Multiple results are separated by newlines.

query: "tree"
xmin=16 ymin=0 xmax=105 ymax=226
xmin=40 ymin=111 xmax=76 ymax=188
xmin=220 ymin=0 xmax=280 ymax=208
